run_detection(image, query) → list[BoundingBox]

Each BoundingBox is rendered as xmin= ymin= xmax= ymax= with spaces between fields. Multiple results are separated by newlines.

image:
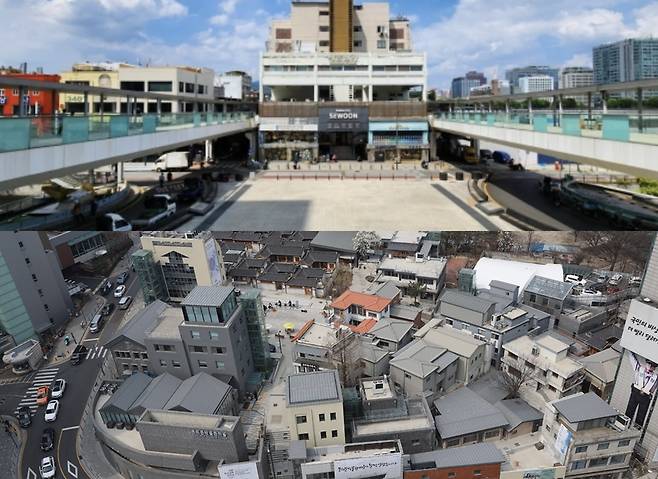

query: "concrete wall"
xmin=0 ymin=120 xmax=256 ymax=190
xmin=144 ymin=336 xmax=191 ymax=379
xmin=440 ymin=302 xmax=489 ymax=327
xmin=285 ymin=401 xmax=346 ymax=447
xmin=109 ymin=338 xmax=150 ymax=375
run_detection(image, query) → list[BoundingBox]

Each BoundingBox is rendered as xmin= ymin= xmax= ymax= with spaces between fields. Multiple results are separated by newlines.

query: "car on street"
xmin=269 ymin=343 xmax=277 ymax=353
xmin=100 ymin=279 xmax=113 ymax=296
xmin=36 ymin=386 xmax=50 ymax=406
xmin=97 ymin=213 xmax=132 ymax=232
xmin=51 ymin=379 xmax=66 ymax=399
xmin=39 ymin=456 xmax=56 ymax=479
xmin=492 ymin=150 xmax=513 ymax=164
xmin=116 ymin=271 xmax=129 ymax=285
xmin=101 ymin=303 xmax=115 ymax=316
xmin=44 ymin=400 xmax=59 ymax=422
xmin=118 ymin=296 xmax=132 ymax=310
xmin=89 ymin=313 xmax=105 ymax=334
xmin=114 ymin=285 xmax=127 ymax=298
xmin=16 ymin=406 xmax=31 ymax=428
xmin=71 ymin=345 xmax=88 ymax=365
xmin=40 ymin=428 xmax=55 ymax=451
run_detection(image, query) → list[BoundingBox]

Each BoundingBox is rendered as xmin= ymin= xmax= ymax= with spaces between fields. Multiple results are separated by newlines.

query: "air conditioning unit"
xmin=531 ymin=346 xmax=540 ymax=356
xmin=614 ymin=414 xmax=631 ymax=431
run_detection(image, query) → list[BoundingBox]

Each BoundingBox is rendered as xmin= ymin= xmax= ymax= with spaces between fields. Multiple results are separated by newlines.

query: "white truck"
xmin=123 ymin=152 xmax=190 ymax=173
xmin=132 ymin=194 xmax=177 ymax=228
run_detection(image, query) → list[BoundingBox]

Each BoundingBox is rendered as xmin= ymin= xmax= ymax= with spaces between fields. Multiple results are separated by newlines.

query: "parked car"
xmin=609 ymin=273 xmax=623 ymax=286
xmin=100 ymin=280 xmax=113 ymax=296
xmin=101 ymin=303 xmax=115 ymax=316
xmin=114 ymin=285 xmax=126 ymax=298
xmin=492 ymin=150 xmax=513 ymax=164
xmin=51 ymin=379 xmax=66 ymax=399
xmin=39 ymin=456 xmax=56 ymax=479
xmin=479 ymin=149 xmax=493 ymax=161
xmin=118 ymin=296 xmax=133 ymax=310
xmin=564 ymin=274 xmax=587 ymax=286
xmin=96 ymin=213 xmax=132 ymax=232
xmin=116 ymin=271 xmax=129 ymax=285
xmin=71 ymin=345 xmax=88 ymax=365
xmin=16 ymin=406 xmax=31 ymax=428
xmin=89 ymin=314 xmax=104 ymax=334
xmin=269 ymin=343 xmax=277 ymax=353
xmin=36 ymin=386 xmax=50 ymax=406
xmin=178 ymin=177 xmax=204 ymax=202
xmin=40 ymin=428 xmax=55 ymax=451
xmin=44 ymin=400 xmax=59 ymax=422
xmin=631 ymin=276 xmax=642 ymax=286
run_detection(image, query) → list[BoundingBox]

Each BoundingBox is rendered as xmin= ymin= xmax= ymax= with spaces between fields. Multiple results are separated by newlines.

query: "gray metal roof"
xmin=390 ymin=339 xmax=456 ymax=378
xmin=286 ymin=370 xmax=342 ymax=405
xmin=129 ymin=373 xmax=182 ymax=416
xmin=369 ymin=317 xmax=413 ymax=343
xmin=553 ymin=392 xmax=619 ymax=423
xmin=164 ymin=372 xmax=232 ymax=414
xmin=310 ymin=232 xmax=357 ymax=254
xmin=410 ymin=443 xmax=506 ymax=470
xmin=434 ymin=387 xmax=509 ymax=439
xmin=180 ymin=286 xmax=235 ymax=307
xmin=525 ymin=275 xmax=573 ymax=301
xmin=440 ymin=290 xmax=495 ymax=313
xmin=100 ymin=373 xmax=153 ymax=415
xmin=495 ymin=398 xmax=543 ymax=430
xmin=489 ymin=280 xmax=519 ymax=292
xmin=108 ymin=300 xmax=169 ymax=347
xmin=390 ymin=304 xmax=422 ymax=321
xmin=367 ymin=281 xmax=402 ymax=300
xmin=359 ymin=338 xmax=389 ymax=364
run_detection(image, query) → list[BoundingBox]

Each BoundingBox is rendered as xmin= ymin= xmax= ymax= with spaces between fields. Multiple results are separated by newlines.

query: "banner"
xmin=333 ymin=453 xmax=402 ymax=479
xmin=621 ymin=299 xmax=658 ymax=364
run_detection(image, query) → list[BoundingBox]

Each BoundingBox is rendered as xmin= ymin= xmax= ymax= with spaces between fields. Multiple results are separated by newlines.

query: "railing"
xmin=433 ymin=111 xmax=658 ymax=144
xmin=0 ymin=111 xmax=255 ymax=153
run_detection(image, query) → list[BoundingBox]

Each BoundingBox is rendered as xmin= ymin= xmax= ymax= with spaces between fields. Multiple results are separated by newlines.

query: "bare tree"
xmin=327 ymin=264 xmax=353 ymax=298
xmin=329 ymin=331 xmax=360 ymax=387
xmin=353 ymin=231 xmax=381 ymax=264
xmin=497 ymin=363 xmax=535 ymax=399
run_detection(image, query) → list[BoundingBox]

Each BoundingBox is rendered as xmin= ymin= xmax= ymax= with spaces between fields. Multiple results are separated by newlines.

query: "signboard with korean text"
xmin=621 ymin=299 xmax=658 ymax=364
xmin=333 ymin=452 xmax=402 ymax=479
xmin=218 ymin=462 xmax=259 ymax=479
xmin=319 ymin=107 xmax=368 ymax=132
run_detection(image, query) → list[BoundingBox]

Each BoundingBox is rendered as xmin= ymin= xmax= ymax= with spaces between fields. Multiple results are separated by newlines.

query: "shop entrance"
xmin=319 ymin=132 xmax=367 ymax=161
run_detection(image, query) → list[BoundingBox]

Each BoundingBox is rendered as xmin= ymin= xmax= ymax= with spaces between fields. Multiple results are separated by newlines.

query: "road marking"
xmin=18 ymin=399 xmax=37 ymax=406
xmin=102 ymin=348 xmax=107 ymax=358
xmin=61 ymin=426 xmax=80 ymax=432
xmin=67 ymin=461 xmax=79 ymax=478
xmin=40 ymin=368 xmax=59 ymax=372
xmin=82 ymin=338 xmax=98 ymax=343
xmin=26 ymin=467 xmax=37 ymax=479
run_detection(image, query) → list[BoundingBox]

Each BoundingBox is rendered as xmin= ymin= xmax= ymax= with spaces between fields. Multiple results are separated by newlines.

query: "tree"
xmin=353 ymin=231 xmax=380 ymax=263
xmin=497 ymin=363 xmax=535 ymax=399
xmin=581 ymin=232 xmax=653 ymax=272
xmin=406 ymin=281 xmax=427 ymax=305
xmin=329 ymin=331 xmax=360 ymax=387
xmin=497 ymin=232 xmax=517 ymax=252
xmin=328 ymin=264 xmax=353 ymax=298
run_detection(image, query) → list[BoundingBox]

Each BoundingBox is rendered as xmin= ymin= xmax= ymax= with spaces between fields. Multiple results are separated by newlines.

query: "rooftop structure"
xmin=287 ymin=370 xmax=343 ymax=406
xmin=473 ymin=258 xmax=564 ymax=294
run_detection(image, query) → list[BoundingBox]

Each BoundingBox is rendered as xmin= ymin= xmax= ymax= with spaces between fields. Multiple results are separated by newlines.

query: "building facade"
xmin=450 ymin=71 xmax=487 ymax=98
xmin=593 ymin=38 xmax=658 ymax=87
xmin=518 ymin=75 xmax=554 ymax=94
xmin=505 ymin=66 xmax=559 ymax=93
xmin=215 ymin=70 xmax=253 ymax=100
xmin=0 ymin=71 xmax=60 ymax=116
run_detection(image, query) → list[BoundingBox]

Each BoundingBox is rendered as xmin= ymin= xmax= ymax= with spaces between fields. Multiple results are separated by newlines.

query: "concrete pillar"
xmin=116 ymin=162 xmax=124 ymax=185
xmin=133 ymin=96 xmax=138 ymax=116
xmin=84 ymin=92 xmax=89 ymax=115
xmin=471 ymin=138 xmax=480 ymax=158
xmin=429 ymin=130 xmax=438 ymax=161
xmin=51 ymin=90 xmax=58 ymax=115
xmin=527 ymin=98 xmax=533 ymax=124
xmin=313 ymin=84 xmax=319 ymax=102
xmin=18 ymin=86 xmax=27 ymax=116
xmin=601 ymin=91 xmax=608 ymax=114
xmin=100 ymin=94 xmax=105 ymax=118
xmin=88 ymin=169 xmax=95 ymax=186
xmin=587 ymin=92 xmax=592 ymax=125
xmin=157 ymin=99 xmax=162 ymax=115
xmin=505 ymin=101 xmax=510 ymax=121
xmin=205 ymin=139 xmax=212 ymax=162
xmin=222 ymin=103 xmax=228 ymax=115
xmin=638 ymin=88 xmax=644 ymax=133
xmin=488 ymin=102 xmax=492 ymax=113
xmin=552 ymin=96 xmax=558 ymax=127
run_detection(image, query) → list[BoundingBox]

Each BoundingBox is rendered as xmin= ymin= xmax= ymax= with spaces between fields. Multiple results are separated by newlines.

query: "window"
xmin=179 ymin=82 xmax=184 ymax=93
xmin=462 ymin=434 xmax=478 ymax=443
xmin=191 ymin=331 xmax=200 ymax=339
xmin=353 ymin=40 xmax=363 ymax=48
xmin=213 ymin=347 xmax=225 ymax=354
xmin=474 ymin=470 xmax=482 ymax=476
xmin=570 ymin=460 xmax=587 ymax=471
xmin=319 ymin=26 xmax=329 ymax=32
xmin=485 ymin=430 xmax=499 ymax=439
xmin=132 ymin=352 xmax=141 ymax=359
xmin=331 ymin=430 xmax=338 ymax=438
xmin=575 ymin=446 xmax=588 ymax=453
xmin=276 ymin=28 xmax=292 ymax=39
xmin=120 ymin=81 xmax=145 ymax=91
xmin=159 ymin=360 xmax=167 ymax=367
xmin=319 ymin=10 xmax=329 ymax=15
xmin=377 ymin=39 xmax=386 ymax=49
xmin=588 ymin=457 xmax=608 ymax=467
xmin=189 ymin=345 xmax=207 ymax=353
xmin=597 ymin=442 xmax=610 ymax=450
xmin=198 ymin=85 xmax=205 ymax=94
xmin=210 ymin=331 xmax=220 ymax=340
xmin=618 ymin=440 xmax=631 ymax=447
xmin=320 ymin=431 xmax=327 ymax=439
xmin=141 ymin=352 xmax=148 ymax=360
xmin=298 ymin=433 xmax=309 ymax=440
xmin=353 ymin=25 xmax=362 ymax=32
xmin=198 ymin=360 xmax=208 ymax=368
xmin=446 ymin=439 xmax=460 ymax=447
xmin=296 ymin=416 xmax=307 ymax=424
xmin=330 ymin=412 xmax=336 ymax=420
xmin=319 ymin=41 xmax=330 ymax=47
xmin=319 ymin=414 xmax=325 ymax=422
xmin=216 ymin=361 xmax=225 ymax=369
xmin=148 ymin=81 xmax=172 ymax=92
xmin=609 ymin=454 xmax=626 ymax=465
xmin=172 ymin=361 xmax=181 ymax=368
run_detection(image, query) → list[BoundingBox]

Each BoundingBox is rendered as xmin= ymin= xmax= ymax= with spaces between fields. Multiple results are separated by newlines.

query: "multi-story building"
xmin=215 ymin=70 xmax=253 ymax=100
xmin=377 ymin=255 xmax=447 ymax=300
xmin=284 ymin=370 xmax=346 ymax=447
xmin=521 ymin=276 xmax=573 ymax=316
xmin=260 ymin=0 xmax=428 ymax=164
xmin=137 ymin=232 xmax=226 ymax=302
xmin=560 ymin=67 xmax=593 ymax=104
xmin=593 ymin=38 xmax=658 ymax=86
xmin=331 ymin=289 xmax=393 ymax=324
xmin=505 ymin=66 xmax=559 ymax=93
xmin=542 ymin=393 xmax=640 ymax=479
xmin=0 ymin=232 xmax=73 ymax=353
xmin=501 ymin=333 xmax=585 ymax=404
xmin=469 ymin=79 xmax=511 ymax=97
xmin=0 ymin=69 xmax=60 ymax=116
xmin=451 ymin=71 xmax=487 ymax=98
xmin=439 ymin=288 xmax=550 ymax=368
xmin=60 ymin=62 xmax=215 ymax=113
xmin=518 ymin=75 xmax=554 ymax=94
xmin=405 ymin=443 xmax=506 ymax=479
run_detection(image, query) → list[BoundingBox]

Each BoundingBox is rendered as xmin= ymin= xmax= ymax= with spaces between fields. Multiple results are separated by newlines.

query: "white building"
xmin=215 ymin=70 xmax=253 ymax=100
xmin=518 ymin=75 xmax=554 ymax=94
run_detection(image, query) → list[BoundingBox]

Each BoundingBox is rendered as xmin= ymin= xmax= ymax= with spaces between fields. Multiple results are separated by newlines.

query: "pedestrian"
xmin=90 ymin=198 xmax=98 ymax=217
xmin=159 ymin=171 xmax=165 ymax=188
xmin=167 ymin=171 xmax=173 ymax=182
xmin=331 ymin=153 xmax=337 ymax=163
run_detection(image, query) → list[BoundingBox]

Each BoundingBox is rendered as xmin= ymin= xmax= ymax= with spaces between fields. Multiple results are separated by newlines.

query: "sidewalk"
xmin=0 ymin=416 xmax=22 ymax=479
xmin=47 ymin=294 xmax=106 ymax=366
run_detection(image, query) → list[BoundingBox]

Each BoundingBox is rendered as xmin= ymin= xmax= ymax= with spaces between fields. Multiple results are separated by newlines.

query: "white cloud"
xmin=563 ymin=53 xmax=593 ymax=68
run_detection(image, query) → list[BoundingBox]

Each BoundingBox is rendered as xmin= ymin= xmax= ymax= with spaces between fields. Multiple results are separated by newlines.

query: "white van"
xmin=97 ymin=213 xmax=132 ymax=232
xmin=155 ymin=152 xmax=189 ymax=172
xmin=89 ymin=313 xmax=104 ymax=334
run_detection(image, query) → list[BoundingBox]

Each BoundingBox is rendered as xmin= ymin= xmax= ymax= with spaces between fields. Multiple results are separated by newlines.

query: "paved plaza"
xmin=182 ymin=178 xmax=516 ymax=230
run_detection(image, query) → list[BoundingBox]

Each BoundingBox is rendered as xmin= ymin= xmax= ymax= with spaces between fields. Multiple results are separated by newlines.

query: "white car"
xmin=39 ymin=456 xmax=56 ymax=479
xmin=114 ymin=285 xmax=127 ymax=298
xmin=51 ymin=379 xmax=66 ymax=399
xmin=44 ymin=400 xmax=59 ymax=422
xmin=118 ymin=296 xmax=132 ymax=310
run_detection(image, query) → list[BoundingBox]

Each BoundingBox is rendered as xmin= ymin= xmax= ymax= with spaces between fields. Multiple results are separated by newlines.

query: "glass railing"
xmin=0 ymin=111 xmax=254 ymax=153
xmin=436 ymin=111 xmax=658 ymax=144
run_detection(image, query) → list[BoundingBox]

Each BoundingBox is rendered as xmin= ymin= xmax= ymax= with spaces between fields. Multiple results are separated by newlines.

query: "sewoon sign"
xmin=319 ymin=107 xmax=368 ymax=132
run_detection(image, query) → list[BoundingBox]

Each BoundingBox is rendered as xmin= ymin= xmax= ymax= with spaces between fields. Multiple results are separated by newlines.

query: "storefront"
xmin=318 ymin=107 xmax=369 ymax=161
xmin=260 ymin=130 xmax=318 ymax=162
xmin=367 ymin=120 xmax=429 ymax=162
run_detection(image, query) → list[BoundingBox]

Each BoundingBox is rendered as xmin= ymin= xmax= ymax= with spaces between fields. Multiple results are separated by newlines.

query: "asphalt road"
xmin=0 ymin=270 xmax=141 ymax=479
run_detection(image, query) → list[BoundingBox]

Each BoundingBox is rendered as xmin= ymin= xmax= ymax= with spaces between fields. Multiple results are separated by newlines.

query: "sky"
xmin=1 ymin=0 xmax=658 ymax=90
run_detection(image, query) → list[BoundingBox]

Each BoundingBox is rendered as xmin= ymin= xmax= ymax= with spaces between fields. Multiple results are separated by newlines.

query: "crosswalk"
xmin=86 ymin=345 xmax=108 ymax=360
xmin=15 ymin=367 xmax=59 ymax=415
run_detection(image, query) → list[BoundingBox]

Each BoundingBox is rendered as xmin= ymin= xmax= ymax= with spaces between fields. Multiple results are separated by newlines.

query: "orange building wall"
xmin=0 ymin=73 xmax=60 ymax=116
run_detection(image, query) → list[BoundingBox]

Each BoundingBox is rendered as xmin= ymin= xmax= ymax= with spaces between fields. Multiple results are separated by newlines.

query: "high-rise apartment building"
xmin=260 ymin=1 xmax=428 ymax=164
xmin=137 ymin=232 xmax=226 ymax=302
xmin=505 ymin=65 xmax=559 ymax=93
xmin=450 ymin=71 xmax=487 ymax=98
xmin=0 ymin=232 xmax=73 ymax=352
xmin=518 ymin=75 xmax=554 ymax=93
xmin=593 ymin=38 xmax=658 ymax=97
xmin=560 ymin=67 xmax=594 ymax=104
